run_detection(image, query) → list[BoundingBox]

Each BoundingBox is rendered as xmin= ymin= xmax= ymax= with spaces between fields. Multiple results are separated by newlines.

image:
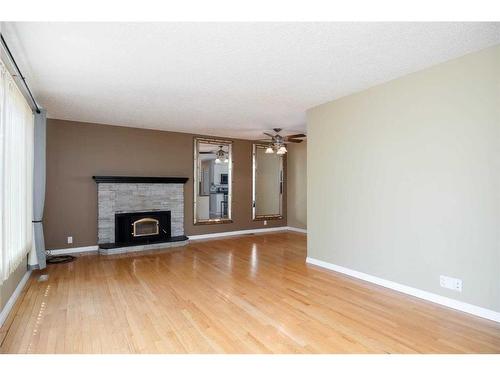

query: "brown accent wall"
xmin=45 ymin=119 xmax=287 ymax=249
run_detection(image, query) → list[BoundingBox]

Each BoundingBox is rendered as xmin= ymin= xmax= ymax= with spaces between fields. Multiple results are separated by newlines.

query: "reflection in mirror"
xmin=194 ymin=138 xmax=232 ymax=224
xmin=252 ymin=144 xmax=284 ymax=220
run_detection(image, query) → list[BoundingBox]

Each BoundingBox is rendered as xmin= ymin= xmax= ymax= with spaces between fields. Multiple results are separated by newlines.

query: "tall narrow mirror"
xmin=252 ymin=144 xmax=284 ymax=220
xmin=194 ymin=138 xmax=232 ymax=224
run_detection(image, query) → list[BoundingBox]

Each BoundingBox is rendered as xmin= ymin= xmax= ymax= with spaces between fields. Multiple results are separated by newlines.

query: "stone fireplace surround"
xmin=93 ymin=176 xmax=189 ymax=255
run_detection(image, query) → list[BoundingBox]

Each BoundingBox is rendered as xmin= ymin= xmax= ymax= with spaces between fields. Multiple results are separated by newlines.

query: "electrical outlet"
xmin=440 ymin=275 xmax=462 ymax=292
xmin=263 ymin=220 xmax=267 ymax=226
xmin=67 ymin=236 xmax=73 ymax=244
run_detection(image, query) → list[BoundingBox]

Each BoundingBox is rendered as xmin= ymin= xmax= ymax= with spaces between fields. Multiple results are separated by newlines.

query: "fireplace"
xmin=94 ymin=176 xmax=189 ymax=254
xmin=115 ymin=210 xmax=171 ymax=245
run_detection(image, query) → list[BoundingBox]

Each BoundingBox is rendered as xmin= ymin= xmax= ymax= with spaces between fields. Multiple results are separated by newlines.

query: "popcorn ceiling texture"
xmin=7 ymin=23 xmax=500 ymax=139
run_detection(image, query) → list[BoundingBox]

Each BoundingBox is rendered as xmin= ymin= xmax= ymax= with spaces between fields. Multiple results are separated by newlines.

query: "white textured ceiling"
xmin=4 ymin=22 xmax=500 ymax=139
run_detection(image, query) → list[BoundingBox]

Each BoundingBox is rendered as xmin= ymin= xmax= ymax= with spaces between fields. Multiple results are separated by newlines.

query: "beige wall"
xmin=287 ymin=141 xmax=307 ymax=229
xmin=307 ymin=45 xmax=500 ymax=312
xmin=0 ymin=257 xmax=27 ymax=312
xmin=45 ymin=119 xmax=286 ymax=249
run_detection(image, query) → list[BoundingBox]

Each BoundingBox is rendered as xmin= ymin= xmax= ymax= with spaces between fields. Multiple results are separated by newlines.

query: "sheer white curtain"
xmin=0 ymin=58 xmax=34 ymax=284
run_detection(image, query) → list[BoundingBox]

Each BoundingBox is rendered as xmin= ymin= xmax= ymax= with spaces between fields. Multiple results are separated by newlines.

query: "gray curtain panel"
xmin=33 ymin=109 xmax=47 ymax=269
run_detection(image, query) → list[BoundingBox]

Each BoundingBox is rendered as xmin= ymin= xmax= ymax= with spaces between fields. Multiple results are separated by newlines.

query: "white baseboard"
xmin=48 ymin=245 xmax=98 ymax=255
xmin=306 ymin=257 xmax=500 ymax=323
xmin=0 ymin=270 xmax=32 ymax=328
xmin=188 ymin=226 xmax=289 ymax=240
xmin=286 ymin=226 xmax=307 ymax=234
xmin=47 ymin=228 xmax=304 ymax=253
xmin=48 ymin=229 xmax=290 ymax=252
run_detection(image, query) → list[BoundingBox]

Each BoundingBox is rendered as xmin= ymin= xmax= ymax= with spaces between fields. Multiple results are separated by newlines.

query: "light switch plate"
xmin=67 ymin=236 xmax=73 ymax=244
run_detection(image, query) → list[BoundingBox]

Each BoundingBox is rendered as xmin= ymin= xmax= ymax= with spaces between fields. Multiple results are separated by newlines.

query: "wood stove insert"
xmin=115 ymin=210 xmax=171 ymax=246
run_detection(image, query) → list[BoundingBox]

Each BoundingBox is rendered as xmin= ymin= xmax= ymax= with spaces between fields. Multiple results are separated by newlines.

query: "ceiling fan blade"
xmin=286 ymin=133 xmax=306 ymax=139
xmin=285 ymin=139 xmax=303 ymax=143
xmin=272 ymin=128 xmax=282 ymax=133
xmin=263 ymin=132 xmax=275 ymax=138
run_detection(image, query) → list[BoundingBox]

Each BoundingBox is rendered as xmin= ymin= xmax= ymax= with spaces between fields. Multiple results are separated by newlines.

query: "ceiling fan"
xmin=258 ymin=128 xmax=306 ymax=155
xmin=199 ymin=146 xmax=228 ymax=163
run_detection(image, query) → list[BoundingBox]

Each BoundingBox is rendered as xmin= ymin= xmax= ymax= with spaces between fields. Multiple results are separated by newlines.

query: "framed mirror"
xmin=194 ymin=137 xmax=232 ymax=224
xmin=252 ymin=144 xmax=284 ymax=220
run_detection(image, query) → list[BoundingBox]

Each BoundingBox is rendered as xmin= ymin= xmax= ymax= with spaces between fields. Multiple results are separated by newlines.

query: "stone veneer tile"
xmin=97 ymin=183 xmax=185 ymax=244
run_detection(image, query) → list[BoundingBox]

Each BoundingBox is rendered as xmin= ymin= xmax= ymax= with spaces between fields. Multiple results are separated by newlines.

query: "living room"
xmin=0 ymin=1 xmax=499 ymax=372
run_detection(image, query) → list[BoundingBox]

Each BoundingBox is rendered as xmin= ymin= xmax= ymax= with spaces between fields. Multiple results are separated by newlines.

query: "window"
xmin=0 ymin=58 xmax=34 ymax=284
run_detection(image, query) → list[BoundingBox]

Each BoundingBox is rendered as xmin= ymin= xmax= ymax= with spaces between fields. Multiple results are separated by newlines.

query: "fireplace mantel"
xmin=92 ymin=176 xmax=189 ymax=184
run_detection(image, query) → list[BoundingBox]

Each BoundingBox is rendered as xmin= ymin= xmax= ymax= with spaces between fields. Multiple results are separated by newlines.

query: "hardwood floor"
xmin=1 ymin=231 xmax=499 ymax=353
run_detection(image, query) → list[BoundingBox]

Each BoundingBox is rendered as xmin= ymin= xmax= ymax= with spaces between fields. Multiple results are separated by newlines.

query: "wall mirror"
xmin=252 ymin=144 xmax=284 ymax=220
xmin=194 ymin=137 xmax=232 ymax=224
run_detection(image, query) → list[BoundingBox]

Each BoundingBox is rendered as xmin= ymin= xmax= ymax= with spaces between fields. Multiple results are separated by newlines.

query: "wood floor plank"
xmin=1 ymin=232 xmax=499 ymax=353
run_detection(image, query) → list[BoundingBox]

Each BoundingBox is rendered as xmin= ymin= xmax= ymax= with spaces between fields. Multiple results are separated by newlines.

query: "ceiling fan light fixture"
xmin=215 ymin=146 xmax=227 ymax=163
xmin=276 ymin=146 xmax=287 ymax=155
xmin=261 ymin=128 xmax=305 ymax=154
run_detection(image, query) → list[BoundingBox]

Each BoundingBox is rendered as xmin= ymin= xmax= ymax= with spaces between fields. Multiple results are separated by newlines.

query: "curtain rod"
xmin=0 ymin=33 xmax=41 ymax=114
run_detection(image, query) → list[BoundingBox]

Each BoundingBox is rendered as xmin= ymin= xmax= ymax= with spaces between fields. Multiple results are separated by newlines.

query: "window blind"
xmin=0 ymin=58 xmax=34 ymax=283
